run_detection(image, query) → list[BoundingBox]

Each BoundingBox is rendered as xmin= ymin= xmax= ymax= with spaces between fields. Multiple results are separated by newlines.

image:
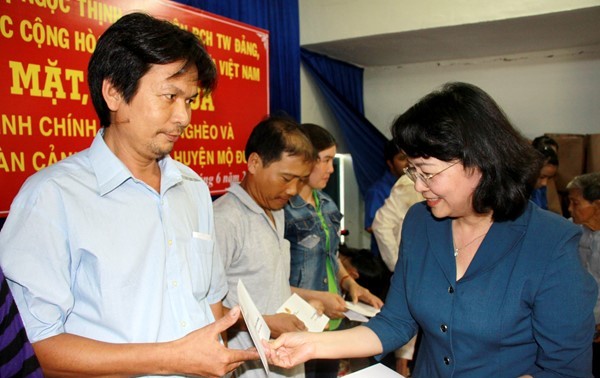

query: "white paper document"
xmin=277 ymin=293 xmax=330 ymax=332
xmin=345 ymin=301 xmax=381 ymax=318
xmin=343 ymin=309 xmax=370 ymax=323
xmin=345 ymin=363 xmax=405 ymax=377
xmin=237 ymin=279 xmax=271 ymax=375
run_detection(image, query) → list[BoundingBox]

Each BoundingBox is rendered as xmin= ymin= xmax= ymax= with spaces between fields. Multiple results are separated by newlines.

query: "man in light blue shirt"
xmin=0 ymin=13 xmax=257 ymax=377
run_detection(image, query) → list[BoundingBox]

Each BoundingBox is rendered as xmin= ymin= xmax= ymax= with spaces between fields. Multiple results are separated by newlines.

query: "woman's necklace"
xmin=453 ymin=232 xmax=488 ymax=257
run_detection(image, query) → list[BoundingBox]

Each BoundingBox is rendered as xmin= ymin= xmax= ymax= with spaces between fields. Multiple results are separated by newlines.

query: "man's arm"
xmin=32 ymin=306 xmax=258 ymax=378
xmin=372 ymin=191 xmax=403 ymax=272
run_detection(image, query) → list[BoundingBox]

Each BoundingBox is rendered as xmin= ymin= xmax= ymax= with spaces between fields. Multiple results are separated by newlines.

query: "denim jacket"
xmin=284 ymin=191 xmax=343 ymax=292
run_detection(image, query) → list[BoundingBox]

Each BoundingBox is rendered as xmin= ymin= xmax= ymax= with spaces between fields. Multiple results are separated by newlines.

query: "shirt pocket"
xmin=187 ymin=232 xmax=214 ymax=300
xmin=299 ymin=234 xmax=321 ymax=249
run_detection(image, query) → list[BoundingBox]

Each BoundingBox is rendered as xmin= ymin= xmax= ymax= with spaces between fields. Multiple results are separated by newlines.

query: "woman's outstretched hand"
xmin=263 ymin=332 xmax=316 ymax=368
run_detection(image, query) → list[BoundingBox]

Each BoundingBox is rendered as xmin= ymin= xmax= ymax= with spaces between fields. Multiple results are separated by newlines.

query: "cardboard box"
xmin=587 ymin=134 xmax=600 ymax=173
xmin=546 ymin=133 xmax=587 ymax=191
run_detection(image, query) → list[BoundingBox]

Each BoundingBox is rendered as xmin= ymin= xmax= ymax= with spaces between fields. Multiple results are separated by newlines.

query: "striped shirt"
xmin=1 ymin=267 xmax=43 ymax=377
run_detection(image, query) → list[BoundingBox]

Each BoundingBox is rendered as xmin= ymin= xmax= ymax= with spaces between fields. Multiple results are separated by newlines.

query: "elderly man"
xmin=568 ymin=172 xmax=600 ymax=377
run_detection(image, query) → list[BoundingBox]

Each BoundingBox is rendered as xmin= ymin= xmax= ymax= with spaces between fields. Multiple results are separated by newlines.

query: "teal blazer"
xmin=366 ymin=202 xmax=596 ymax=377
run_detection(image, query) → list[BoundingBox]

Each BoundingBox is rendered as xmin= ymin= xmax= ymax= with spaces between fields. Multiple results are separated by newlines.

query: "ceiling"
xmin=301 ymin=6 xmax=600 ymax=67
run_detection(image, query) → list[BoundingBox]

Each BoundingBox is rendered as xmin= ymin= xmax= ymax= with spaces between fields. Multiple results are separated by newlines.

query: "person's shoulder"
xmin=169 ymin=158 xmax=211 ymax=191
xmin=213 ymin=191 xmax=236 ymax=209
xmin=213 ymin=189 xmax=246 ymax=219
xmin=527 ymin=202 xmax=580 ymax=239
xmin=402 ymin=202 xmax=429 ymax=230
xmin=405 ymin=201 xmax=428 ymax=217
xmin=18 ymin=151 xmax=90 ymax=193
xmin=170 ymin=158 xmax=200 ymax=178
xmin=318 ymin=190 xmax=335 ymax=203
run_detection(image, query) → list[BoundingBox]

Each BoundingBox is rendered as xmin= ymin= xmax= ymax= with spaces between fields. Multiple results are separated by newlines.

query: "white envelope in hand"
xmin=277 ymin=293 xmax=330 ymax=332
xmin=237 ymin=279 xmax=271 ymax=375
xmin=344 ymin=301 xmax=381 ymax=318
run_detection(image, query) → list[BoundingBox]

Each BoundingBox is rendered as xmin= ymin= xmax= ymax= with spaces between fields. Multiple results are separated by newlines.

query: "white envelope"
xmin=345 ymin=301 xmax=381 ymax=318
xmin=237 ymin=279 xmax=271 ymax=375
xmin=277 ymin=293 xmax=330 ymax=332
xmin=345 ymin=363 xmax=405 ymax=377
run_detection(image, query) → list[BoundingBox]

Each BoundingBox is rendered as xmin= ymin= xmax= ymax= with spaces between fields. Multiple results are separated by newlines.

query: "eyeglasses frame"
xmin=403 ymin=161 xmax=459 ymax=186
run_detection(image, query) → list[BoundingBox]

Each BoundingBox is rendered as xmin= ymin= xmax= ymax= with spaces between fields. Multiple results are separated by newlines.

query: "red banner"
xmin=0 ymin=0 xmax=269 ymax=215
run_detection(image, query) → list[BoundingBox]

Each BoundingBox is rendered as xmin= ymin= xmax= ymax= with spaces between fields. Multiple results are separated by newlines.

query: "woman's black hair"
xmin=300 ymin=123 xmax=337 ymax=152
xmin=392 ymin=82 xmax=542 ymax=221
xmin=532 ymin=136 xmax=559 ymax=166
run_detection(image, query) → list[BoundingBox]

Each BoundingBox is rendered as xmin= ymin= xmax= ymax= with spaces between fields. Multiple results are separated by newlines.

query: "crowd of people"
xmin=0 ymin=12 xmax=599 ymax=378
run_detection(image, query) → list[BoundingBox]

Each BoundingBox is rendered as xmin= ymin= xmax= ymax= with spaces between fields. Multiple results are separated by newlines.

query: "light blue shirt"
xmin=578 ymin=226 xmax=600 ymax=323
xmin=0 ymin=130 xmax=227 ymax=345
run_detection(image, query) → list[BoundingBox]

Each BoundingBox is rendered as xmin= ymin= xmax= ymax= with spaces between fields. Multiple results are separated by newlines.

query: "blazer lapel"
xmin=462 ymin=207 xmax=531 ymax=281
xmin=427 ymin=216 xmax=457 ymax=284
xmin=426 ymin=206 xmax=531 ymax=283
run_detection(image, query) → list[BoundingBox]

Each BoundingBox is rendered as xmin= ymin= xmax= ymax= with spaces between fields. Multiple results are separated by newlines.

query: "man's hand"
xmin=170 ymin=306 xmax=259 ymax=378
xmin=264 ymin=313 xmax=307 ymax=338
xmin=32 ymin=306 xmax=258 ymax=378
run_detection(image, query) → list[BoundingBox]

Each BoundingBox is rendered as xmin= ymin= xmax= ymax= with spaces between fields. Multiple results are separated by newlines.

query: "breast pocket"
xmin=187 ymin=232 xmax=214 ymax=300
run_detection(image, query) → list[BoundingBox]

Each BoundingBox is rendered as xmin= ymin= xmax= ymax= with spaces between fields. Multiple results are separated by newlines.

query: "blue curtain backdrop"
xmin=173 ymin=0 xmax=300 ymax=121
xmin=301 ymin=48 xmax=387 ymax=197
xmin=173 ymin=0 xmax=388 ymax=197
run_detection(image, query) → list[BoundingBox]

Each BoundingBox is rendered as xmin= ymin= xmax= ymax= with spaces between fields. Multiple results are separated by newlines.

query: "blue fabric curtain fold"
xmin=173 ymin=0 xmax=300 ymax=120
xmin=301 ymin=48 xmax=387 ymax=197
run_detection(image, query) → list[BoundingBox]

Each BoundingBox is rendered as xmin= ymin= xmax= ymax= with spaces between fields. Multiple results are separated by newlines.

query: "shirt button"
xmin=443 ymin=356 xmax=451 ymax=365
xmin=168 ymin=240 xmax=173 ymax=246
xmin=180 ymin=321 xmax=187 ymax=328
xmin=448 ymin=285 xmax=454 ymax=294
xmin=440 ymin=324 xmax=448 ymax=333
xmin=323 ymin=278 xmax=328 ymax=284
xmin=172 ymin=281 xmax=178 ymax=287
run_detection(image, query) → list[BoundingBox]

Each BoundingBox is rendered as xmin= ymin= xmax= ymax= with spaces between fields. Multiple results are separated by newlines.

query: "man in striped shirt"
xmin=0 ymin=266 xmax=43 ymax=377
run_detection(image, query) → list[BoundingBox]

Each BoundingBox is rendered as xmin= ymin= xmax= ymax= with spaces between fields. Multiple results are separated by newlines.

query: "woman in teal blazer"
xmin=265 ymin=82 xmax=597 ymax=378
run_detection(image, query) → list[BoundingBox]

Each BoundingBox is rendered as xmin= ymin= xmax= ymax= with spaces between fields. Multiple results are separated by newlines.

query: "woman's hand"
xmin=263 ymin=332 xmax=316 ymax=368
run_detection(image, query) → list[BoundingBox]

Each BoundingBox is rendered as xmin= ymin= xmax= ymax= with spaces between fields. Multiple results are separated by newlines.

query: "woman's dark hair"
xmin=88 ymin=12 xmax=217 ymax=127
xmin=300 ymin=123 xmax=336 ymax=152
xmin=245 ymin=115 xmax=317 ymax=167
xmin=392 ymin=82 xmax=542 ymax=221
xmin=383 ymin=139 xmax=402 ymax=162
xmin=532 ymin=136 xmax=559 ymax=166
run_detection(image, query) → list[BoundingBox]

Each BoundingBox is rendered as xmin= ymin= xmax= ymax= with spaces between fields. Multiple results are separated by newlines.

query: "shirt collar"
xmin=288 ymin=194 xmax=308 ymax=208
xmin=89 ymin=128 xmax=182 ymax=196
xmin=288 ymin=190 xmax=331 ymax=209
xmin=227 ymin=182 xmax=269 ymax=215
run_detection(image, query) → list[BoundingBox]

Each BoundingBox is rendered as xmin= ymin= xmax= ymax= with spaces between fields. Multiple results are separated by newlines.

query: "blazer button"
xmin=443 ymin=356 xmax=451 ymax=365
xmin=440 ymin=324 xmax=448 ymax=333
xmin=448 ymin=285 xmax=454 ymax=294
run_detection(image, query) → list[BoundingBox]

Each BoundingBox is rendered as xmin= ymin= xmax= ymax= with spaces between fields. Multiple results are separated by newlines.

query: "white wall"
xmin=300 ymin=0 xmax=600 ymax=45
xmin=364 ymin=47 xmax=600 ymax=139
